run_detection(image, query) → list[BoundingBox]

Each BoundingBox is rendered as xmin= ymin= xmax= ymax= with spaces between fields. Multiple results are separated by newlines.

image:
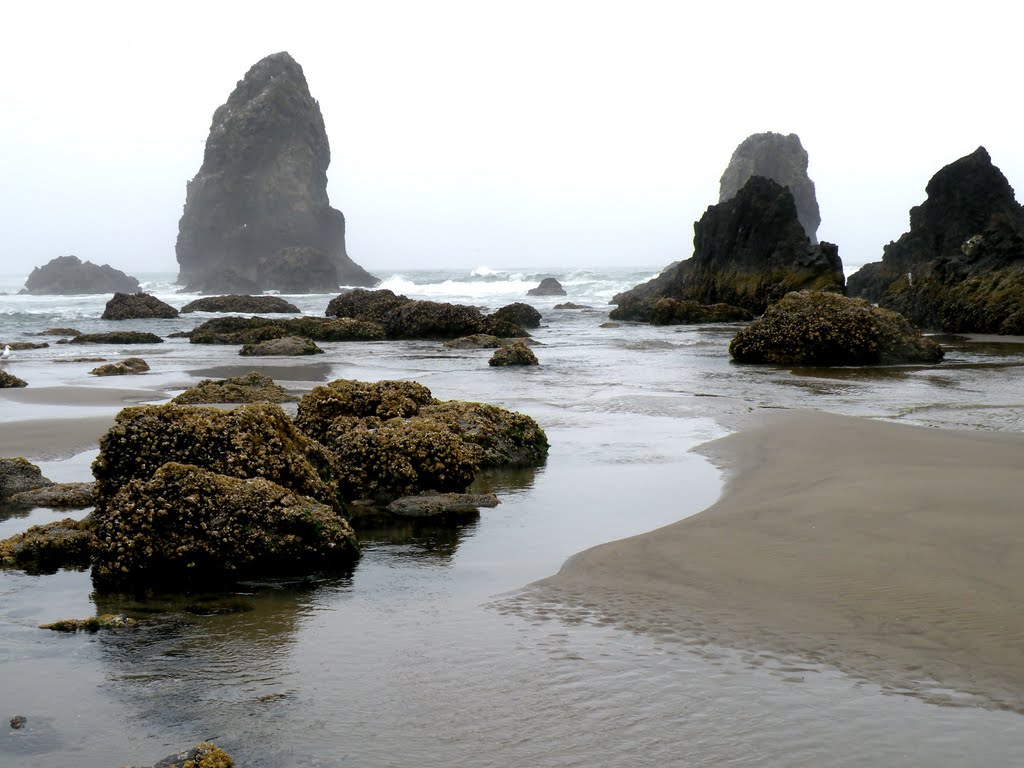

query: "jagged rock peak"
xmin=719 ymin=132 xmax=821 ymax=244
xmin=175 ymin=51 xmax=378 ymax=294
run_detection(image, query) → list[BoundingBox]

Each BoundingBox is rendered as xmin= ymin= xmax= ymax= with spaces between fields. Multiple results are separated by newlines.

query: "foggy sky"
xmin=2 ymin=1 xmax=1021 ymax=279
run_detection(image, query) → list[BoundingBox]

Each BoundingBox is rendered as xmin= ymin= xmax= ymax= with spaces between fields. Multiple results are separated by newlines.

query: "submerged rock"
xmin=719 ymin=132 xmax=821 ymax=243
xmin=149 ymin=741 xmax=235 ymax=768
xmin=39 ymin=614 xmax=137 ymax=632
xmin=172 ymin=371 xmax=296 ymax=404
xmin=728 ymin=290 xmax=944 ymax=365
xmin=89 ymin=357 xmax=150 ymax=376
xmin=101 ymin=292 xmax=179 ymax=320
xmin=387 ymin=492 xmax=500 ymax=517
xmin=176 ymin=51 xmax=378 ymax=293
xmin=488 ymin=341 xmax=539 ymax=366
xmin=20 ymin=255 xmax=139 ymax=295
xmin=0 ymin=458 xmax=52 ymax=500
xmin=847 ymin=147 xmax=1024 ymax=333
xmin=180 ymin=295 xmax=301 ymax=314
xmin=93 ymin=462 xmax=357 ymax=588
xmin=527 ymin=277 xmax=566 ymax=296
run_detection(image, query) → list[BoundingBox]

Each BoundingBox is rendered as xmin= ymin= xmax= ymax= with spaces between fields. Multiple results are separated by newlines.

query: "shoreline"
xmin=533 ymin=409 xmax=1024 ymax=713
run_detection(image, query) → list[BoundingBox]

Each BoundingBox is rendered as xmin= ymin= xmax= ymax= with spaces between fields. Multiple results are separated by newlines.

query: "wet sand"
xmin=535 ymin=410 xmax=1024 ymax=713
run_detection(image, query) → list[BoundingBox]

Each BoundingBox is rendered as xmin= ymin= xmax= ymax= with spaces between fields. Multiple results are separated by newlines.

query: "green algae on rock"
xmin=729 ymin=291 xmax=945 ymax=366
xmin=92 ymin=462 xmax=358 ymax=588
xmin=172 ymin=371 xmax=296 ymax=405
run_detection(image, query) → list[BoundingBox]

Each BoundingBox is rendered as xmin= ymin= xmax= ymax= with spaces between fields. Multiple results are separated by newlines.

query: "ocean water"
xmin=1 ymin=266 xmax=1023 ymax=766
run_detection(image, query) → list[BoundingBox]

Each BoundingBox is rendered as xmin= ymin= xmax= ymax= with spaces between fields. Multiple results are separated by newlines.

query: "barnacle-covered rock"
xmin=101 ymin=292 xmax=179 ymax=320
xmin=92 ymin=462 xmax=357 ymax=588
xmin=295 ymin=379 xmax=435 ymax=440
xmin=0 ymin=517 xmax=94 ymax=573
xmin=728 ymin=290 xmax=945 ymax=365
xmin=443 ymin=334 xmax=510 ymax=349
xmin=239 ymin=335 xmax=323 ymax=356
xmin=40 ymin=613 xmax=137 ymax=632
xmin=490 ymin=302 xmax=542 ymax=329
xmin=180 ymin=295 xmax=301 ymax=314
xmin=89 ymin=357 xmax=150 ymax=376
xmin=188 ymin=315 xmax=385 ymax=344
xmin=8 ymin=481 xmax=95 ymax=508
xmin=0 ymin=458 xmax=52 ymax=499
xmin=92 ymin=402 xmax=345 ymax=514
xmin=70 ymin=331 xmax=163 ymax=344
xmin=386 ymin=492 xmax=500 ymax=517
xmin=610 ymin=296 xmax=753 ymax=324
xmin=148 ymin=740 xmax=235 ymax=768
xmin=0 ymin=370 xmax=28 ymax=388
xmin=420 ymin=400 xmax=550 ymax=467
xmin=488 ymin=341 xmax=539 ymax=366
xmin=173 ymin=371 xmax=295 ymax=404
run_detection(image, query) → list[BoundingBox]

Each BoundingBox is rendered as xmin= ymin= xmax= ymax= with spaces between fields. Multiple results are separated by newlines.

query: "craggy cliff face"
xmin=175 ymin=52 xmax=378 ymax=293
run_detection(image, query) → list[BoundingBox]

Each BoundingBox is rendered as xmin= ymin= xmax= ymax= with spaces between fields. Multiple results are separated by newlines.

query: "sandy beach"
xmin=535 ymin=410 xmax=1024 ymax=714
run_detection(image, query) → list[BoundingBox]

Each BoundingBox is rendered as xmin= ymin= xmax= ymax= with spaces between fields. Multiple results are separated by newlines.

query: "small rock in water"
xmin=10 ymin=715 xmax=27 ymax=729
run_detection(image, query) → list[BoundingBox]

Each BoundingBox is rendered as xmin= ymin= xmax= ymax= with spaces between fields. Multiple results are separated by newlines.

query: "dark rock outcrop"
xmin=0 ymin=458 xmax=52 ymax=499
xmin=728 ymin=290 xmax=944 ymax=365
xmin=610 ymin=297 xmax=753 ymax=325
xmin=175 ymin=52 xmax=378 ymax=293
xmin=20 ymin=255 xmax=140 ymax=295
xmin=89 ymin=357 xmax=150 ymax=376
xmin=443 ymin=334 xmax=512 ymax=349
xmin=293 ymin=379 xmax=548 ymax=502
xmin=102 ymin=292 xmax=179 ymax=320
xmin=327 ymin=288 xmax=527 ymax=339
xmin=719 ymin=132 xmax=821 ymax=243
xmin=387 ymin=492 xmax=499 ymax=518
xmin=240 ymin=335 xmax=324 ymax=356
xmin=0 ymin=371 xmax=27 ymax=388
xmin=611 ymin=176 xmax=844 ymax=319
xmin=491 ymin=302 xmax=542 ymax=329
xmin=847 ymin=147 xmax=1024 ymax=333
xmin=172 ymin=371 xmax=295 ymax=404
xmin=70 ymin=331 xmax=163 ymax=344
xmin=527 ymin=277 xmax=566 ymax=296
xmin=180 ymin=295 xmax=301 ymax=314
xmin=188 ymin=315 xmax=385 ymax=344
xmin=489 ymin=341 xmax=539 ymax=366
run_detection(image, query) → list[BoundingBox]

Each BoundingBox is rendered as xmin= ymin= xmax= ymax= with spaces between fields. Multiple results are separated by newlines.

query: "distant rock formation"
xmin=527 ymin=278 xmax=566 ymax=296
xmin=21 ymin=256 xmax=140 ymax=295
xmin=175 ymin=52 xmax=378 ymax=294
xmin=612 ymin=176 xmax=844 ymax=319
xmin=719 ymin=132 xmax=821 ymax=243
xmin=847 ymin=147 xmax=1024 ymax=333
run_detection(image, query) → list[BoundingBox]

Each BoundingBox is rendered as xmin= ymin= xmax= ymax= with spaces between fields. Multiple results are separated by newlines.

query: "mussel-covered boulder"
xmin=0 ymin=370 xmax=27 ymax=388
xmin=89 ymin=357 xmax=150 ymax=376
xmin=527 ymin=277 xmax=566 ymax=296
xmin=294 ymin=379 xmax=548 ymax=502
xmin=92 ymin=462 xmax=357 ymax=588
xmin=489 ymin=341 xmax=539 ymax=366
xmin=92 ymin=402 xmax=345 ymax=514
xmin=0 ymin=458 xmax=53 ymax=500
xmin=490 ymin=302 xmax=542 ymax=329
xmin=728 ymin=291 xmax=945 ymax=366
xmin=180 ymin=295 xmax=301 ymax=314
xmin=0 ymin=518 xmax=93 ymax=573
xmin=20 ymin=255 xmax=139 ymax=295
xmin=173 ymin=371 xmax=295 ymax=404
xmin=847 ymin=147 xmax=1024 ymax=333
xmin=101 ymin=292 xmax=179 ymax=320
xmin=70 ymin=331 xmax=163 ymax=344
xmin=188 ymin=315 xmax=385 ymax=344
xmin=612 ymin=176 xmax=844 ymax=319
xmin=240 ymin=335 xmax=323 ymax=356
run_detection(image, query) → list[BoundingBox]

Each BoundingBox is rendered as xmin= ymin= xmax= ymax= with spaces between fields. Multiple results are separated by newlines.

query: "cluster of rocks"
xmin=1 ymin=378 xmax=548 ymax=589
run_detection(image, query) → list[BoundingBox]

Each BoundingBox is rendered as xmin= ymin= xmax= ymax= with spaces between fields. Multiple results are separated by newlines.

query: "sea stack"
xmin=847 ymin=147 xmax=1024 ymax=333
xmin=175 ymin=52 xmax=379 ymax=294
xmin=611 ymin=176 xmax=844 ymax=320
xmin=719 ymin=132 xmax=821 ymax=244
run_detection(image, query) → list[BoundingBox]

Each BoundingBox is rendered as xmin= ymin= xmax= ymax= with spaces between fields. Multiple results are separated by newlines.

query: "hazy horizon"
xmin=3 ymin=1 xmax=1021 ymax=282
